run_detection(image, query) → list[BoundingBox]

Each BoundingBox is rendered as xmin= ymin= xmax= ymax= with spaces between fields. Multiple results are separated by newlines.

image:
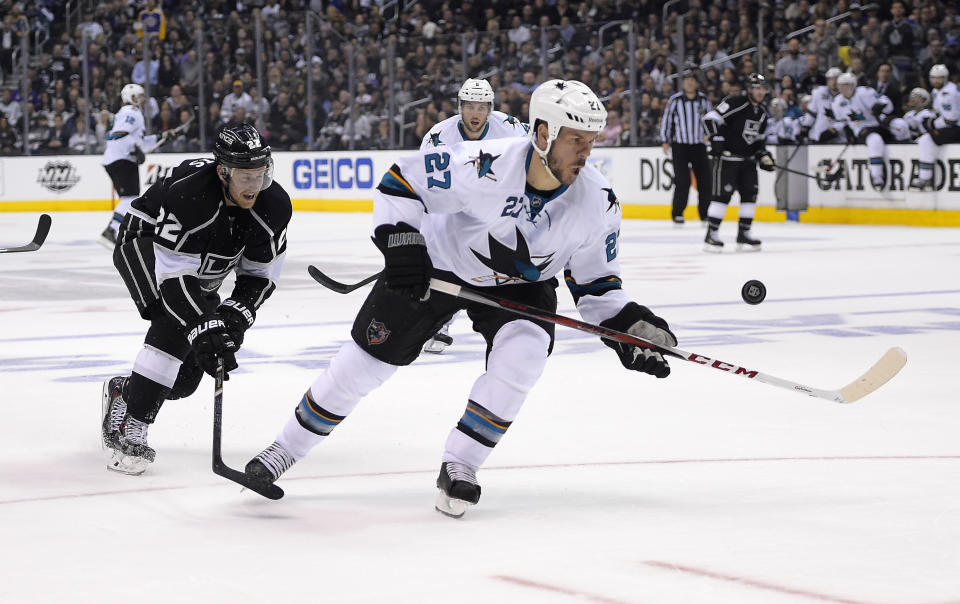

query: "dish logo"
xmin=37 ymin=160 xmax=80 ymax=192
xmin=293 ymin=158 xmax=375 ymax=189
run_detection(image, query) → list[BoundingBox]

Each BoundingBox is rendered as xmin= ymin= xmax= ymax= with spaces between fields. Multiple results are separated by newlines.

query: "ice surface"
xmin=0 ymin=211 xmax=957 ymax=603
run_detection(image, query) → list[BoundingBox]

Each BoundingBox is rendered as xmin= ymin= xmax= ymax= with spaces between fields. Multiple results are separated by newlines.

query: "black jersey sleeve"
xmin=226 ymin=182 xmax=292 ymax=311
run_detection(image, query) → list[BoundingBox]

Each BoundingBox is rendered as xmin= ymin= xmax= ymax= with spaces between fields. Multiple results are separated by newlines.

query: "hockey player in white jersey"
xmin=420 ymin=78 xmax=529 ymax=353
xmin=245 ymin=80 xmax=678 ymax=518
xmin=98 ymin=83 xmax=177 ymax=248
xmin=765 ymin=98 xmax=799 ymax=144
xmin=903 ymin=88 xmax=934 ymax=139
xmin=831 ymin=73 xmax=910 ymax=189
xmin=800 ymin=67 xmax=845 ymax=143
xmin=914 ymin=65 xmax=960 ymax=189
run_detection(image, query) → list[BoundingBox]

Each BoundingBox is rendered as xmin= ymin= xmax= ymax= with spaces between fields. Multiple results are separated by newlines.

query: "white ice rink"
xmin=0 ymin=211 xmax=958 ymax=604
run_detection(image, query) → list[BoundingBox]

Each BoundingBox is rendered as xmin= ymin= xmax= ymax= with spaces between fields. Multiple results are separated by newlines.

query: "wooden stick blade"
xmin=837 ymin=347 xmax=907 ymax=403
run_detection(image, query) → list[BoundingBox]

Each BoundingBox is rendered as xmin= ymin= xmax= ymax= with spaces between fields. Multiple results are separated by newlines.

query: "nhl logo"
xmin=37 ymin=160 xmax=80 ymax=193
xmin=366 ymin=318 xmax=390 ymax=345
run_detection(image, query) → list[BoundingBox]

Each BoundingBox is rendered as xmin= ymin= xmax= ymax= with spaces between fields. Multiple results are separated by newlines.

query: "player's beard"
xmin=546 ymin=150 xmax=583 ymax=186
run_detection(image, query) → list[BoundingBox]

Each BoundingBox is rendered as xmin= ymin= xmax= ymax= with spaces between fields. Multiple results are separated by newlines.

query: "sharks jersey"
xmin=102 ymin=104 xmax=160 ymax=165
xmin=931 ymin=81 xmax=960 ymax=125
xmin=374 ymin=137 xmax=631 ymax=325
xmin=800 ymin=85 xmax=843 ymax=140
xmin=831 ymin=87 xmax=893 ymax=137
xmin=765 ymin=115 xmax=799 ymax=143
xmin=420 ymin=110 xmax=529 ymax=150
xmin=904 ymin=108 xmax=936 ymax=138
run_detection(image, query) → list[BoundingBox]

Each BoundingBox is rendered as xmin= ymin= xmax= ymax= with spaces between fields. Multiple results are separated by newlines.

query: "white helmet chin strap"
xmin=533 ymin=128 xmax=560 ymax=183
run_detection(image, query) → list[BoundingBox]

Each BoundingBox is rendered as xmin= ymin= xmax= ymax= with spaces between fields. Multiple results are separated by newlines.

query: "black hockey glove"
xmin=798 ymin=124 xmax=810 ymax=143
xmin=871 ymin=103 xmax=892 ymax=126
xmin=372 ymin=222 xmax=433 ymax=302
xmin=218 ymin=299 xmax=256 ymax=347
xmin=186 ymin=315 xmax=239 ymax=378
xmin=158 ymin=129 xmax=177 ymax=146
xmin=708 ymin=135 xmax=725 ymax=158
xmin=599 ymin=302 xmax=678 ymax=379
xmin=921 ymin=115 xmax=939 ymax=136
xmin=132 ymin=145 xmax=146 ymax=165
xmin=756 ymin=151 xmax=776 ymax=172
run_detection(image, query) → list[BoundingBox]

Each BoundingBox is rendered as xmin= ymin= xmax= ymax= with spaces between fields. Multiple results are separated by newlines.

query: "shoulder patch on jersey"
xmin=503 ymin=115 xmax=530 ymax=132
xmin=428 ymin=132 xmax=443 ymax=147
xmin=716 ymin=101 xmax=729 ymax=113
xmin=602 ymin=187 xmax=620 ymax=212
xmin=465 ymin=149 xmax=501 ymax=181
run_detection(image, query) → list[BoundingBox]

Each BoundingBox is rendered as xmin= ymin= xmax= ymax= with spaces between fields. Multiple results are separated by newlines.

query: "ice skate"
xmin=423 ymin=325 xmax=454 ymax=354
xmin=736 ymin=229 xmax=762 ymax=252
xmin=435 ymin=462 xmax=481 ymax=519
xmin=245 ymin=441 xmax=297 ymax=488
xmin=909 ymin=177 xmax=933 ymax=191
xmin=98 ymin=220 xmax=119 ymax=250
xmin=671 ymin=216 xmax=685 ymax=228
xmin=703 ymin=229 xmax=724 ymax=252
xmin=106 ymin=415 xmax=155 ymax=475
xmin=101 ymin=376 xmax=127 ymax=450
xmin=870 ymin=174 xmax=886 ymax=191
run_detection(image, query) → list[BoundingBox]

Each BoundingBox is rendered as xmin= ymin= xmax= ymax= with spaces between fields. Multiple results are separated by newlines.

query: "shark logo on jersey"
xmin=466 ymin=150 xmax=501 ymax=181
xmin=428 ymin=132 xmax=443 ymax=147
xmin=602 ymin=188 xmax=619 ymax=212
xmin=503 ymin=116 xmax=530 ymax=132
xmin=366 ymin=318 xmax=390 ymax=345
xmin=472 ymin=226 xmax=555 ymax=284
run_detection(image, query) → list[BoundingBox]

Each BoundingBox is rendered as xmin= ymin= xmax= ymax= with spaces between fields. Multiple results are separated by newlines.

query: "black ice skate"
xmin=245 ymin=441 xmax=297 ymax=487
xmin=423 ymin=325 xmax=454 ymax=354
xmin=704 ymin=229 xmax=724 ymax=253
xmin=98 ymin=223 xmax=118 ymax=250
xmin=435 ymin=462 xmax=481 ymax=518
xmin=736 ymin=229 xmax=762 ymax=252
xmin=106 ymin=415 xmax=155 ymax=475
xmin=101 ymin=376 xmax=127 ymax=450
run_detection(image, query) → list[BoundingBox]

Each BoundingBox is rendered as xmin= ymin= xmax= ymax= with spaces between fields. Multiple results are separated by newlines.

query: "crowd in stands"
xmin=1 ymin=0 xmax=959 ymax=156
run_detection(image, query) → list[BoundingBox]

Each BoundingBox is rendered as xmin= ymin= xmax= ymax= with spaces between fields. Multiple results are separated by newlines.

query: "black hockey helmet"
xmin=214 ymin=123 xmax=271 ymax=168
xmin=213 ymin=123 xmax=273 ymax=190
xmin=747 ymin=73 xmax=768 ymax=89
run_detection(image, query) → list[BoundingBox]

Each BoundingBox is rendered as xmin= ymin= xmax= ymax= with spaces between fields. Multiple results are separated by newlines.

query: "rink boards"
xmin=0 ymin=144 xmax=958 ymax=226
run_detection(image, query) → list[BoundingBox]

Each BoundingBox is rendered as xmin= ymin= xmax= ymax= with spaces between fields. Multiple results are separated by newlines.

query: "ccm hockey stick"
xmin=213 ymin=358 xmax=284 ymax=499
xmin=309 ymin=265 xmax=383 ymax=294
xmin=307 ymin=267 xmax=906 ymax=402
xmin=0 ymin=214 xmax=51 ymax=254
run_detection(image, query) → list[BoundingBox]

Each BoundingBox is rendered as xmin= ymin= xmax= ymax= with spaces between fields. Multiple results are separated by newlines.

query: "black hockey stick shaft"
xmin=0 ymin=214 xmax=51 ymax=254
xmin=308 ymin=265 xmax=383 ymax=294
xmin=212 ymin=358 xmax=285 ymax=499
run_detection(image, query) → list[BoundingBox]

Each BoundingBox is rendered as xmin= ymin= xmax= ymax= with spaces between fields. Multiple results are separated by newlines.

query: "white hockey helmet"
xmin=909 ymin=87 xmax=931 ymax=107
xmin=120 ymin=83 xmax=145 ymax=106
xmin=837 ymin=72 xmax=857 ymax=96
xmin=929 ymin=64 xmax=949 ymax=79
xmin=825 ymin=67 xmax=843 ymax=80
xmin=528 ymin=79 xmax=606 ymax=165
xmin=458 ymin=78 xmax=495 ymax=109
xmin=769 ymin=97 xmax=786 ymax=117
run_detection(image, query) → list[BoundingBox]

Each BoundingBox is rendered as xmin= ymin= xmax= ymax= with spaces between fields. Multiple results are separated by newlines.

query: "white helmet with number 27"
xmin=528 ymin=79 xmax=606 ymax=171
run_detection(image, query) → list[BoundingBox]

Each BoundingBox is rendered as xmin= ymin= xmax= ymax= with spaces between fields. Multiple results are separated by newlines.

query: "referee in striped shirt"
xmin=660 ymin=70 xmax=712 ymax=225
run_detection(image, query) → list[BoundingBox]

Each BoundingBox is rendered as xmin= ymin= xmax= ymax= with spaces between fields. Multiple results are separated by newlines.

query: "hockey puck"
xmin=741 ymin=280 xmax=766 ymax=305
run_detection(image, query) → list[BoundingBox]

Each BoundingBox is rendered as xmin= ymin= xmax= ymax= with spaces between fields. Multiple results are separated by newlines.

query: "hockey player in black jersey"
xmin=101 ymin=124 xmax=292 ymax=475
xmin=702 ymin=73 xmax=773 ymax=252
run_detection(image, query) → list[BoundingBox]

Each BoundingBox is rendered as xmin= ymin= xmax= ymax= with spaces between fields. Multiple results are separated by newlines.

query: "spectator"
xmin=700 ymin=39 xmax=734 ymax=73
xmin=28 ymin=114 xmax=54 ymax=154
xmin=0 ymin=88 xmax=21 ymax=126
xmin=0 ymin=115 xmax=21 ymax=154
xmin=221 ymin=80 xmax=254 ymax=118
xmin=94 ymin=110 xmax=112 ymax=150
xmin=882 ymin=1 xmax=914 ymax=76
xmin=68 ymin=118 xmax=98 ymax=153
xmin=870 ymin=62 xmax=902 ymax=116
xmin=776 ymin=38 xmax=807 ymax=83
xmin=595 ymin=109 xmax=622 ymax=147
xmin=131 ymin=50 xmax=159 ymax=87
xmin=46 ymin=114 xmax=71 ymax=152
xmin=798 ymin=55 xmax=824 ymax=95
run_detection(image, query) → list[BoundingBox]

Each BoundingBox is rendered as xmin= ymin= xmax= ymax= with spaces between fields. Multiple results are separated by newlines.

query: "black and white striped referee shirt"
xmin=659 ymin=91 xmax=712 ymax=145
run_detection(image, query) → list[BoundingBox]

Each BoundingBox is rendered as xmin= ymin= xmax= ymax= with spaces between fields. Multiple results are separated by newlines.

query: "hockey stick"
xmin=307 ymin=268 xmax=906 ymax=402
xmin=309 ymin=265 xmax=383 ymax=294
xmin=212 ymin=358 xmax=285 ymax=499
xmin=0 ymin=214 xmax=51 ymax=254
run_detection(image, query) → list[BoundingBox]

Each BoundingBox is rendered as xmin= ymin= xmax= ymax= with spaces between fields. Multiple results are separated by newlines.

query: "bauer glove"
xmin=599 ymin=302 xmax=678 ymax=379
xmin=186 ymin=315 xmax=239 ymax=378
xmin=218 ymin=298 xmax=255 ymax=346
xmin=372 ymin=222 xmax=433 ymax=302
